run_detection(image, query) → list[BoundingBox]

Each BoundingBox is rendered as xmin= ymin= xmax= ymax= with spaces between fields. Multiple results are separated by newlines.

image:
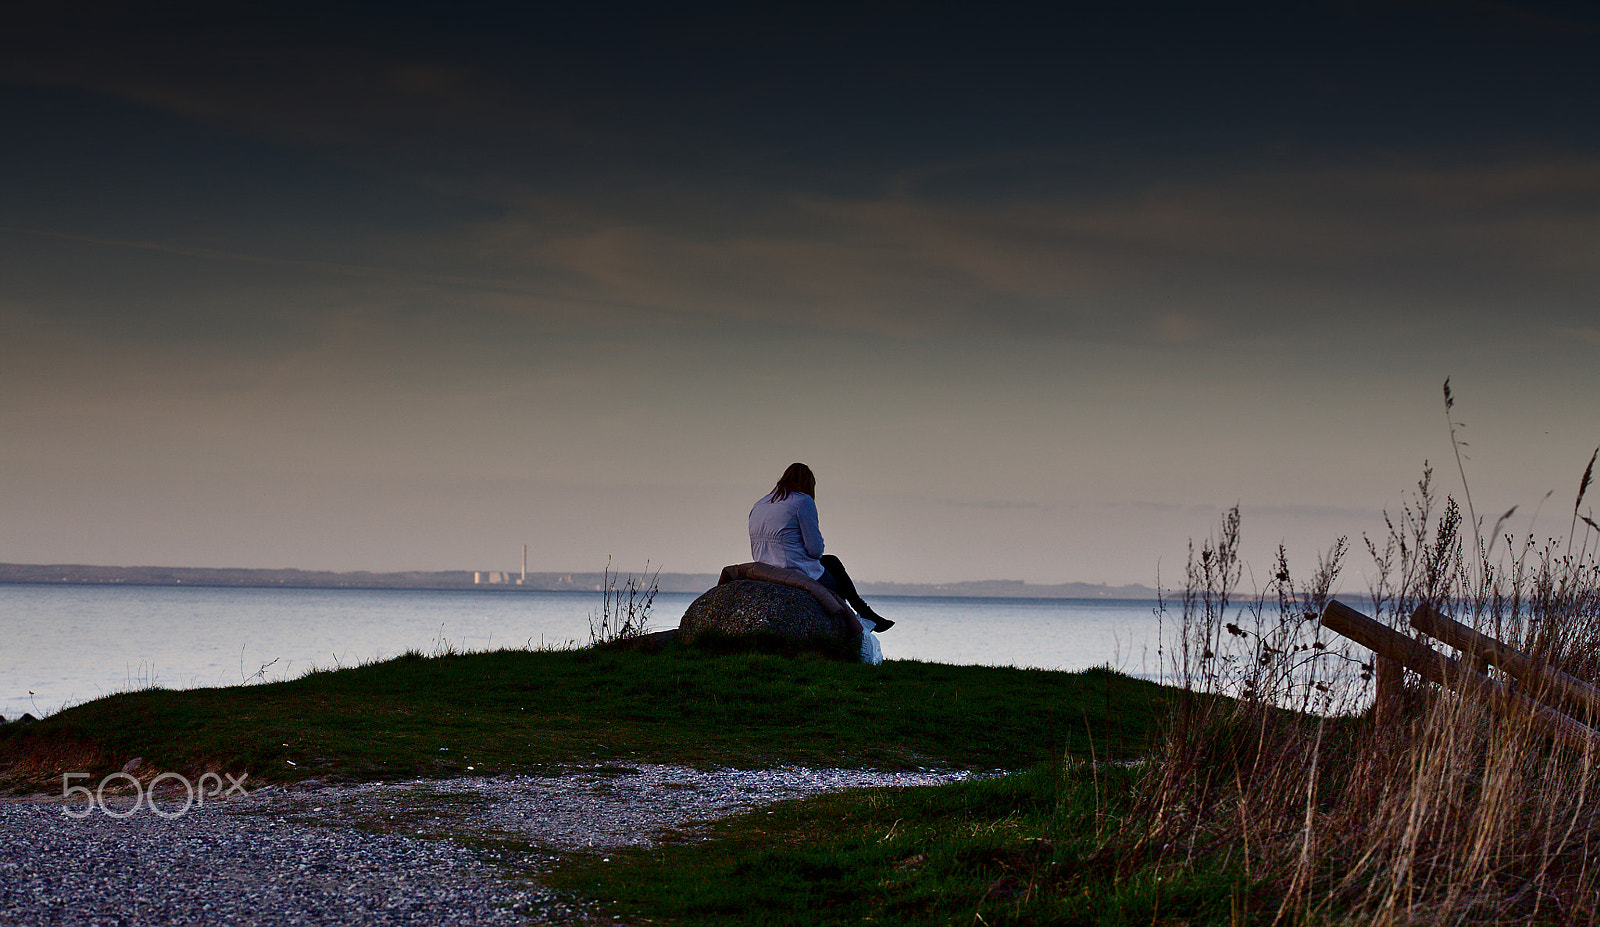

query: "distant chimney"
xmin=521 ymin=544 xmax=527 ymax=584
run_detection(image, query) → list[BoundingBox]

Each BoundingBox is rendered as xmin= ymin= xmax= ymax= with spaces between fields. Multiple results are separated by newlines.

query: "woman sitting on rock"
xmin=748 ymin=462 xmax=894 ymax=633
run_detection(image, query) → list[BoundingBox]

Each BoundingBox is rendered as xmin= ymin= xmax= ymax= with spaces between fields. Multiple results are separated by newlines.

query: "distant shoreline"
xmin=0 ymin=563 xmax=1159 ymax=600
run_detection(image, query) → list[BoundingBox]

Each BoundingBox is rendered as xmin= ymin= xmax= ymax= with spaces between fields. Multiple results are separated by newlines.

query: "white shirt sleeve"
xmin=796 ymin=494 xmax=824 ymax=559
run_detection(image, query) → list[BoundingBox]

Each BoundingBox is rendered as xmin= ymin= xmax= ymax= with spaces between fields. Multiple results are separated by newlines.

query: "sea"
xmin=0 ymin=584 xmax=1167 ymax=720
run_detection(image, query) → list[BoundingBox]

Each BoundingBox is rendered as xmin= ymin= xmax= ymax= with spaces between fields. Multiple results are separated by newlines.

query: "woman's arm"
xmin=797 ymin=495 xmax=825 ymax=559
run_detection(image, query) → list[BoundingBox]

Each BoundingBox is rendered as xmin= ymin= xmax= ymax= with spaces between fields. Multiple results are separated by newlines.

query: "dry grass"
xmin=0 ymin=736 xmax=108 ymax=793
xmin=1137 ymin=450 xmax=1600 ymax=925
xmin=588 ymin=559 xmax=659 ymax=646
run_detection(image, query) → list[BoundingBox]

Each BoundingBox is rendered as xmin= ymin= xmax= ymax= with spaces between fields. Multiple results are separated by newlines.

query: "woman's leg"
xmin=819 ymin=555 xmax=894 ymax=632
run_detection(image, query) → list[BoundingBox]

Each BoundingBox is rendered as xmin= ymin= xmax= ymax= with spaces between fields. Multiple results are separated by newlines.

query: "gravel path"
xmin=0 ymin=765 xmax=974 ymax=926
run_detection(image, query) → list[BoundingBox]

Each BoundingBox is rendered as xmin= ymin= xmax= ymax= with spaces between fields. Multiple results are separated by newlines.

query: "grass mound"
xmin=0 ymin=648 xmax=1165 ymax=792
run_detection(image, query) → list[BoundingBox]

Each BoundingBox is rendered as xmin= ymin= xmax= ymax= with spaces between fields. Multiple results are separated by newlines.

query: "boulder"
xmin=679 ymin=580 xmax=855 ymax=645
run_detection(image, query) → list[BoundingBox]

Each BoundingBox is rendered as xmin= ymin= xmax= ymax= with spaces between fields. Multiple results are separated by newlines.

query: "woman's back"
xmin=748 ymin=491 xmax=825 ymax=579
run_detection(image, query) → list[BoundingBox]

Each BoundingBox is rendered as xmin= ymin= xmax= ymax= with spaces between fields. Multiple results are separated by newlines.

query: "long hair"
xmin=768 ymin=462 xmax=816 ymax=502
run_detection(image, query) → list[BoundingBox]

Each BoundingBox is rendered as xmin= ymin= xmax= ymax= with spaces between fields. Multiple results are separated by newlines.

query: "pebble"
xmin=0 ymin=764 xmax=974 ymax=925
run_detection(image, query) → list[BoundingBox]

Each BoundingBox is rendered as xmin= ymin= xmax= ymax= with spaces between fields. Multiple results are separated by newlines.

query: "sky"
xmin=2 ymin=1 xmax=1598 ymax=590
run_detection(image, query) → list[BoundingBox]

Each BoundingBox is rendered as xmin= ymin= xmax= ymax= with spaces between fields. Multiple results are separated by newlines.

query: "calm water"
xmin=0 ymin=584 xmax=1163 ymax=719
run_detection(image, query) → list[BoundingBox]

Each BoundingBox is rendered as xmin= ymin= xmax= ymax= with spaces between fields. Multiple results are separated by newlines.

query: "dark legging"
xmin=817 ymin=554 xmax=872 ymax=616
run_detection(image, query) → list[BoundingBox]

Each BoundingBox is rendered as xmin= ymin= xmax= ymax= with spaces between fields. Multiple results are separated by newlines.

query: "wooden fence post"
xmin=1409 ymin=603 xmax=1600 ymax=721
xmin=1321 ymin=600 xmax=1600 ymax=753
xmin=1373 ymin=656 xmax=1404 ymax=728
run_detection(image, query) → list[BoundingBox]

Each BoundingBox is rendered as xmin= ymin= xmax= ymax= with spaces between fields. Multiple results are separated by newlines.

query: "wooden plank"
xmin=1373 ymin=656 xmax=1404 ymax=728
xmin=1321 ymin=600 xmax=1600 ymax=752
xmin=1410 ymin=603 xmax=1600 ymax=720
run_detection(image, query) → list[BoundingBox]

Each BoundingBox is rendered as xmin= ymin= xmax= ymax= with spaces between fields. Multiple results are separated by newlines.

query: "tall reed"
xmin=588 ymin=559 xmax=660 ymax=645
xmin=1134 ymin=457 xmax=1600 ymax=925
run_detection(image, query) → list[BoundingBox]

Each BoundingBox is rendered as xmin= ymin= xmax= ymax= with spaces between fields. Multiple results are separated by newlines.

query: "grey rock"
xmin=121 ymin=757 xmax=144 ymax=774
xmin=679 ymin=580 xmax=851 ymax=643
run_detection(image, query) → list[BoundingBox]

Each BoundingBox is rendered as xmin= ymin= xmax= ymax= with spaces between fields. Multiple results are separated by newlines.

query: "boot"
xmin=861 ymin=608 xmax=894 ymax=633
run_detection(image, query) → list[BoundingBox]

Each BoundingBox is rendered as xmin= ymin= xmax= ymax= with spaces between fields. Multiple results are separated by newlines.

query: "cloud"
xmin=1457 ymin=0 xmax=1600 ymax=36
xmin=2 ymin=11 xmax=617 ymax=185
xmin=1151 ymin=312 xmax=1206 ymax=344
xmin=943 ymin=498 xmax=1056 ymax=512
xmin=436 ymin=152 xmax=1600 ymax=349
xmin=8 ymin=6 xmax=1597 ymax=356
xmin=1559 ymin=327 xmax=1600 ymax=346
xmin=0 ymin=225 xmax=547 ymax=292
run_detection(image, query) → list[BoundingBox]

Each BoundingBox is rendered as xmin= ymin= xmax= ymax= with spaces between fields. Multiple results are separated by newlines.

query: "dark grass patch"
xmin=547 ymin=762 xmax=1269 ymax=926
xmin=669 ymin=628 xmax=864 ymax=662
xmin=0 ymin=648 xmax=1165 ymax=791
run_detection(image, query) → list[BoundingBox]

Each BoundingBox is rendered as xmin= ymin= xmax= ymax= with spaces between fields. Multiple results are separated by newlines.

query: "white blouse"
xmin=748 ymin=491 xmax=825 ymax=580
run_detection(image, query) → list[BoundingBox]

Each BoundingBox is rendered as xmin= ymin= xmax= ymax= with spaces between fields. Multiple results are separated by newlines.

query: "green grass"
xmin=546 ymin=762 xmax=1262 ymax=926
xmin=0 ymin=645 xmax=1165 ymax=790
